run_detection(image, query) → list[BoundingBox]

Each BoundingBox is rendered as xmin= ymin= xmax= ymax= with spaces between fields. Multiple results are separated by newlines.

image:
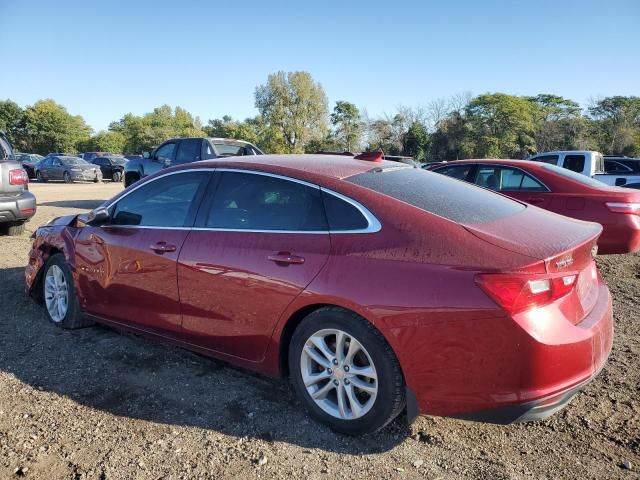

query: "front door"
xmin=75 ymin=170 xmax=211 ymax=336
xmin=178 ymin=170 xmax=331 ymax=361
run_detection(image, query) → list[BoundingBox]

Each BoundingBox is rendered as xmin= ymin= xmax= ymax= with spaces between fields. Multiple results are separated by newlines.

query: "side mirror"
xmin=143 ymin=151 xmax=150 ymax=159
xmin=87 ymin=206 xmax=110 ymax=225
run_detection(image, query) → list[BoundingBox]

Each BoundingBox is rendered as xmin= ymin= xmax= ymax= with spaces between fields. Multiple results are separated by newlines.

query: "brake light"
xmin=476 ymin=272 xmax=577 ymax=314
xmin=9 ymin=169 xmax=28 ymax=185
xmin=605 ymin=202 xmax=640 ymax=215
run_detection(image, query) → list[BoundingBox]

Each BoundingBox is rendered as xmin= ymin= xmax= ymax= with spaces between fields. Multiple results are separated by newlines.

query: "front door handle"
xmin=150 ymin=241 xmax=177 ymax=254
xmin=268 ymin=252 xmax=305 ymax=265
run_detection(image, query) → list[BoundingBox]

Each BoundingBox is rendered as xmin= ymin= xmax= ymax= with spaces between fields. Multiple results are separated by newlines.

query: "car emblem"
xmin=555 ymin=256 xmax=574 ymax=268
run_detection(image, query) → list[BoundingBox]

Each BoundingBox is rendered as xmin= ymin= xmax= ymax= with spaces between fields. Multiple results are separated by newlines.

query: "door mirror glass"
xmin=87 ymin=206 xmax=110 ymax=225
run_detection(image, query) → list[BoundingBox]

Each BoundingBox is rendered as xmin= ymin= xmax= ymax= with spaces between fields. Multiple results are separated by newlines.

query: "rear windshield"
xmin=0 ymin=136 xmax=13 ymax=160
xmin=347 ymin=167 xmax=525 ymax=224
xmin=542 ymin=164 xmax=606 ymax=187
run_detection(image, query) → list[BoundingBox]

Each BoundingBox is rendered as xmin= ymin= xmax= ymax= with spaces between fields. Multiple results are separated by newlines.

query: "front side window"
xmin=564 ymin=155 xmax=585 ymax=173
xmin=111 ymin=172 xmax=208 ymax=227
xmin=206 ymin=171 xmax=327 ymax=231
xmin=434 ymin=164 xmax=472 ymax=180
xmin=154 ymin=142 xmax=176 ymax=162
xmin=175 ymin=139 xmax=202 ymax=164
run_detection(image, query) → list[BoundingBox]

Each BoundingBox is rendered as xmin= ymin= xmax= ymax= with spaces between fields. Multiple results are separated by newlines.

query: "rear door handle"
xmin=150 ymin=241 xmax=177 ymax=254
xmin=268 ymin=252 xmax=305 ymax=265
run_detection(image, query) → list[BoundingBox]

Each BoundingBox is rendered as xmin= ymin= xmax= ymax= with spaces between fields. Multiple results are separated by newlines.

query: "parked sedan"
xmin=36 ymin=156 xmax=103 ymax=183
xmin=432 ymin=159 xmax=640 ymax=254
xmin=91 ymin=156 xmax=127 ymax=182
xmin=26 ymin=154 xmax=612 ymax=435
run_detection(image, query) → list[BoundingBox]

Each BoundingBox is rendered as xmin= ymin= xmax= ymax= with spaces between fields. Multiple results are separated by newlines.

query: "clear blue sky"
xmin=1 ymin=0 xmax=638 ymax=132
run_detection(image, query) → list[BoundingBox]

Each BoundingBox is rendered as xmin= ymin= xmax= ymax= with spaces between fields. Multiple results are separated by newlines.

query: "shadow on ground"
xmin=0 ymin=266 xmax=408 ymax=454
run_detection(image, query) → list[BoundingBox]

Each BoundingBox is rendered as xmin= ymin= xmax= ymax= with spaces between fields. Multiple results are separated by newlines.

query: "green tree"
xmin=78 ymin=131 xmax=126 ymax=153
xmin=526 ymin=94 xmax=588 ymax=151
xmin=588 ymin=96 xmax=640 ymax=155
xmin=255 ymin=71 xmax=329 ymax=153
xmin=0 ymin=100 xmax=25 ymax=149
xmin=22 ymin=99 xmax=92 ymax=154
xmin=465 ymin=93 xmax=536 ymax=158
xmin=403 ymin=121 xmax=429 ymax=160
xmin=109 ymin=105 xmax=205 ymax=153
xmin=330 ymin=101 xmax=362 ymax=151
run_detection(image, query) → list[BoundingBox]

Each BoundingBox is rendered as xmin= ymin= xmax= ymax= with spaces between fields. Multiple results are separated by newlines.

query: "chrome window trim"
xmin=102 ymin=167 xmax=382 ymax=234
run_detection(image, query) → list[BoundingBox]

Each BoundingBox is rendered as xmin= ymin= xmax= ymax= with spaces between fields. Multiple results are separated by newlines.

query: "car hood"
xmin=461 ymin=205 xmax=602 ymax=269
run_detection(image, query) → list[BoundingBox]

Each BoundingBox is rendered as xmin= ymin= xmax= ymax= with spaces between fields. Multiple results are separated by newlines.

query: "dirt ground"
xmin=0 ymin=182 xmax=638 ymax=479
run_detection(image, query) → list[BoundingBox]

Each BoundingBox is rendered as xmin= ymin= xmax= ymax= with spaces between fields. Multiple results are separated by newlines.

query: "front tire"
xmin=289 ymin=307 xmax=405 ymax=435
xmin=42 ymin=254 xmax=91 ymax=329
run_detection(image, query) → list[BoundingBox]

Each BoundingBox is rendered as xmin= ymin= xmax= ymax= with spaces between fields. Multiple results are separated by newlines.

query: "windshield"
xmin=542 ymin=164 xmax=607 ymax=187
xmin=61 ymin=157 xmax=89 ymax=166
xmin=347 ymin=166 xmax=525 ymax=224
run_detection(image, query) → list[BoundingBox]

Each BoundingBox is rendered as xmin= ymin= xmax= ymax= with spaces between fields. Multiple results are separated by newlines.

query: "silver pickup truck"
xmin=528 ymin=150 xmax=640 ymax=187
xmin=0 ymin=131 xmax=36 ymax=235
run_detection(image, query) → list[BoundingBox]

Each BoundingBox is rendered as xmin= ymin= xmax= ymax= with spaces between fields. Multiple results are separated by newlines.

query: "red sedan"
xmin=431 ymin=159 xmax=640 ymax=254
xmin=26 ymin=155 xmax=612 ymax=435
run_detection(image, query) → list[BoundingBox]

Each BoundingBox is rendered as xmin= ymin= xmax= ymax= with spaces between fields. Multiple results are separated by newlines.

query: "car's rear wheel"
xmin=42 ymin=254 xmax=90 ymax=329
xmin=36 ymin=171 xmax=46 ymax=182
xmin=112 ymin=171 xmax=121 ymax=182
xmin=289 ymin=307 xmax=405 ymax=435
xmin=4 ymin=222 xmax=26 ymax=236
xmin=63 ymin=171 xmax=72 ymax=183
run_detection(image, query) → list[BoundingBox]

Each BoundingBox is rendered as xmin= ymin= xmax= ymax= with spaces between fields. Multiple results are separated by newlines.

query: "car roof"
xmin=434 ymin=159 xmax=550 ymax=170
xmin=193 ymin=154 xmax=402 ymax=180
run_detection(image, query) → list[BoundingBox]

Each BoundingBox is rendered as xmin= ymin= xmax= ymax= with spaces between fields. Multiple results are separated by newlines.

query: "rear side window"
xmin=474 ymin=165 xmax=547 ymax=192
xmin=531 ymin=154 xmax=559 ymax=165
xmin=347 ymin=167 xmax=525 ymax=224
xmin=564 ymin=155 xmax=585 ymax=173
xmin=434 ymin=164 xmax=472 ymax=180
xmin=206 ymin=171 xmax=328 ymax=231
xmin=175 ymin=139 xmax=202 ymax=164
xmin=322 ymin=191 xmax=369 ymax=231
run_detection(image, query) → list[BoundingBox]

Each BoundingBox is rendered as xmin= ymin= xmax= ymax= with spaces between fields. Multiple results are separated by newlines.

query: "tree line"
xmin=1 ymin=71 xmax=639 ymax=160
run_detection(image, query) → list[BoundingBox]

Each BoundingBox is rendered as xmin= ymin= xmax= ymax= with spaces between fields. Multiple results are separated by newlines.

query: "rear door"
xmin=75 ymin=170 xmax=211 ymax=336
xmin=177 ymin=169 xmax=331 ymax=361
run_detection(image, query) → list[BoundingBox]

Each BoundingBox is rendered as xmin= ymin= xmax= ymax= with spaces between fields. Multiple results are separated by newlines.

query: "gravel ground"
xmin=0 ymin=182 xmax=638 ymax=479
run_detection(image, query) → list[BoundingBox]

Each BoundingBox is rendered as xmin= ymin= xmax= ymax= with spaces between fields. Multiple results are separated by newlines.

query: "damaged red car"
xmin=26 ymin=154 xmax=613 ymax=435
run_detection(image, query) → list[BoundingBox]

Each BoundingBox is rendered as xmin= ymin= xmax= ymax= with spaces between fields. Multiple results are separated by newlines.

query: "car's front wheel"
xmin=42 ymin=254 xmax=90 ymax=329
xmin=63 ymin=171 xmax=72 ymax=183
xmin=112 ymin=171 xmax=121 ymax=182
xmin=289 ymin=307 xmax=405 ymax=435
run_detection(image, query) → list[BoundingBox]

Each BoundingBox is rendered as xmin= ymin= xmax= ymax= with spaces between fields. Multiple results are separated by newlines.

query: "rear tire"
xmin=288 ymin=307 xmax=405 ymax=435
xmin=5 ymin=222 xmax=26 ymax=236
xmin=42 ymin=254 xmax=92 ymax=329
xmin=112 ymin=171 xmax=121 ymax=182
xmin=63 ymin=171 xmax=72 ymax=183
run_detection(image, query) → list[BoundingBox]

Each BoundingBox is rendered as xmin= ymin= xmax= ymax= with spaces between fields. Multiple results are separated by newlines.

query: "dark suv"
xmin=123 ymin=137 xmax=263 ymax=187
xmin=0 ymin=131 xmax=36 ymax=235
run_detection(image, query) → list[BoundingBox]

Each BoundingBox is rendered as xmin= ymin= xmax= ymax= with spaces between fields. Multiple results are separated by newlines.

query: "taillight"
xmin=606 ymin=202 xmax=640 ymax=215
xmin=476 ymin=272 xmax=577 ymax=314
xmin=9 ymin=169 xmax=28 ymax=185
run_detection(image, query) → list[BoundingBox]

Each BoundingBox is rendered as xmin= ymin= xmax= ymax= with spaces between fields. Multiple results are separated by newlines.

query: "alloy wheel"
xmin=300 ymin=328 xmax=378 ymax=420
xmin=44 ymin=264 xmax=68 ymax=323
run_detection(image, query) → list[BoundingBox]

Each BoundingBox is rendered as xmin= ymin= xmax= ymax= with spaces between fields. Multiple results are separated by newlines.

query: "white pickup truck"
xmin=528 ymin=150 xmax=640 ymax=187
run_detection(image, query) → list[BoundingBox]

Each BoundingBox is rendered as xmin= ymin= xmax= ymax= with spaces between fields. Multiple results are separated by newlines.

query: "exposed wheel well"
xmin=124 ymin=171 xmax=140 ymax=187
xmin=31 ymin=246 xmax=63 ymax=303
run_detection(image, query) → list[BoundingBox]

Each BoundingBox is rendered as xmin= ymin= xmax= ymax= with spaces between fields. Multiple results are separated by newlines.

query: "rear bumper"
xmin=451 ymin=364 xmax=602 ymax=424
xmin=0 ymin=191 xmax=36 ymax=223
xmin=599 ymin=215 xmax=640 ymax=254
